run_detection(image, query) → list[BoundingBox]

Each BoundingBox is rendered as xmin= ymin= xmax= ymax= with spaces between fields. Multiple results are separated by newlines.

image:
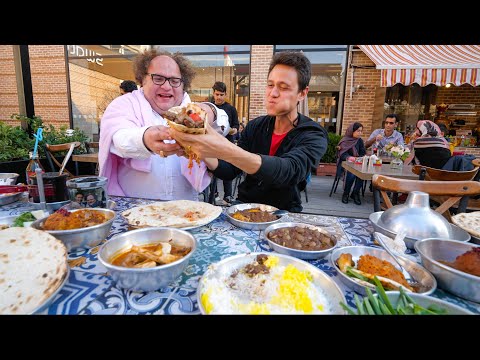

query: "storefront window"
xmin=66 ymin=45 xmax=143 ymax=140
xmin=384 ymin=83 xmax=437 ymax=133
xmin=156 ymin=45 xmax=251 ymax=123
xmin=275 ymin=46 xmax=348 ymax=132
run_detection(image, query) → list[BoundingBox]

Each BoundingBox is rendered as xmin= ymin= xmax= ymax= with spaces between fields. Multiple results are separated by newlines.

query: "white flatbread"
xmin=122 ymin=200 xmax=222 ymax=229
xmin=0 ymin=227 xmax=68 ymax=314
xmin=451 ymin=212 xmax=480 ymax=239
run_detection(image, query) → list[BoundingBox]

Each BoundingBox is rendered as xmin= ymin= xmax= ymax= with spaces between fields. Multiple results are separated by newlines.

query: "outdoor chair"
xmin=412 ymin=163 xmax=480 ymax=214
xmin=44 ymin=141 xmax=81 ymax=178
xmin=371 ymin=174 xmax=480 ymax=222
xmin=85 ymin=141 xmax=100 ymax=175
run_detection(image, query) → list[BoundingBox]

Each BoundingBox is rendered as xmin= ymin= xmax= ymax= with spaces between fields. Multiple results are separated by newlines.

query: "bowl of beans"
xmin=264 ymin=222 xmax=337 ymax=260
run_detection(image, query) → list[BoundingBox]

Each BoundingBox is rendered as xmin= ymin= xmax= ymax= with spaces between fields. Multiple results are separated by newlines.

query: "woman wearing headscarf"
xmin=337 ymin=122 xmax=365 ymax=205
xmin=407 ymin=120 xmax=451 ymax=169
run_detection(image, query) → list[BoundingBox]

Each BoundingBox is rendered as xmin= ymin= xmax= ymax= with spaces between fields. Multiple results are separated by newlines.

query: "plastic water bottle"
xmin=361 ymin=156 xmax=369 ymax=171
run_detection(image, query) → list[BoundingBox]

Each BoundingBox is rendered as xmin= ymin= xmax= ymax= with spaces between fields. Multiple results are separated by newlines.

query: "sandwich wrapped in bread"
xmin=164 ymin=103 xmax=207 ymax=169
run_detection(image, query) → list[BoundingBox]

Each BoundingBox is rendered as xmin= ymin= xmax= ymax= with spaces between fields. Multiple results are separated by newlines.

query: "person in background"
xmin=211 ymin=81 xmax=239 ymax=204
xmin=406 ymin=120 xmax=451 ymax=169
xmin=74 ymin=192 xmax=85 ymax=207
xmin=170 ymin=51 xmax=328 ymax=212
xmin=119 ymin=80 xmax=137 ymax=94
xmin=365 ymin=114 xmax=404 ymax=151
xmin=99 ymin=48 xmax=228 ymax=200
xmin=337 ymin=122 xmax=366 ymax=205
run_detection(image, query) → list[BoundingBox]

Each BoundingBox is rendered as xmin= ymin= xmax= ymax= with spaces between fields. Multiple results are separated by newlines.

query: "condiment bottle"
xmin=25 ymin=152 xmax=45 ymax=184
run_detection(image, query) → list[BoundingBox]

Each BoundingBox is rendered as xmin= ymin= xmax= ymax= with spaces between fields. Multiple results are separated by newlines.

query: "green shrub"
xmin=0 ymin=114 xmax=88 ymax=161
xmin=320 ymin=132 xmax=342 ymax=163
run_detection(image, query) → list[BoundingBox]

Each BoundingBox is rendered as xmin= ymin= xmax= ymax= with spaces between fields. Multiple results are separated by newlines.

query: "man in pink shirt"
xmin=99 ymin=49 xmax=228 ymax=200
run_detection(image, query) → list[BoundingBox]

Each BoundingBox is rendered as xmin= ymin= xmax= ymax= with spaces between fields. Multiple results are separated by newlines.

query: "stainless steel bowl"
xmin=264 ymin=222 xmax=337 ymax=260
xmin=0 ymin=192 xmax=23 ymax=206
xmin=370 ymin=211 xmax=471 ymax=249
xmin=197 ymin=252 xmax=346 ymax=314
xmin=98 ymin=227 xmax=196 ymax=292
xmin=414 ymin=239 xmax=480 ymax=303
xmin=330 ymin=245 xmax=437 ymax=296
xmin=30 ymin=199 xmax=71 ymax=212
xmin=372 ymin=291 xmax=473 ymax=315
xmin=0 ymin=173 xmax=19 ymax=185
xmin=226 ymin=203 xmax=285 ymax=230
xmin=378 ymin=191 xmax=452 ymax=241
xmin=30 ymin=208 xmax=115 ymax=251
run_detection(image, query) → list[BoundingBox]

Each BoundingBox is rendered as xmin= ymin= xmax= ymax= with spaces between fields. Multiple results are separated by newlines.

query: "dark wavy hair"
xmin=268 ymin=51 xmax=311 ymax=91
xmin=133 ymin=48 xmax=196 ymax=91
xmin=120 ymin=80 xmax=137 ymax=93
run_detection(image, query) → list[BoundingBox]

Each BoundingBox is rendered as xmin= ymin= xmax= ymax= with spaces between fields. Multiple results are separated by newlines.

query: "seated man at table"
xmin=170 ymin=51 xmax=328 ymax=212
xmin=365 ymin=114 xmax=404 ymax=151
xmin=98 ymin=48 xmax=228 ymax=200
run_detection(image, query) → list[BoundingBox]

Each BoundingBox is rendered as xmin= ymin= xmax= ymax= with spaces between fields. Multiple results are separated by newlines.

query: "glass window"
xmin=276 ymin=46 xmax=348 ymax=131
xmin=67 ymin=45 xmax=142 ymax=140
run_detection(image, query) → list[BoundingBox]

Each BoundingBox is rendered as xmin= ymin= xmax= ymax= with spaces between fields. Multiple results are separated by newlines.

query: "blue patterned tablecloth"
xmin=1 ymin=195 xmax=479 ymax=315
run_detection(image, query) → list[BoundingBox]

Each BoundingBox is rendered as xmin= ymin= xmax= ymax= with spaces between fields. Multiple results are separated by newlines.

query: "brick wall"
xmin=0 ymin=45 xmax=20 ymax=126
xmin=249 ymin=45 xmax=273 ymax=120
xmin=28 ymin=45 xmax=70 ymax=129
xmin=341 ymin=50 xmax=383 ymax=137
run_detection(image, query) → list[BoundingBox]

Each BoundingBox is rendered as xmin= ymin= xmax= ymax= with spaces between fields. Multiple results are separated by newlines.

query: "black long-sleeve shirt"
xmin=213 ymin=114 xmax=328 ymax=212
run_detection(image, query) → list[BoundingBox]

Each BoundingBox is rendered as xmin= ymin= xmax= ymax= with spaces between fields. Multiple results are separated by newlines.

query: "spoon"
xmin=373 ymin=231 xmax=420 ymax=287
xmin=270 ymin=210 xmax=288 ymax=217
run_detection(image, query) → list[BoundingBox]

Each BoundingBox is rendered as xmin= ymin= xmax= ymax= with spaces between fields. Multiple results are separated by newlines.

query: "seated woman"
xmin=406 ymin=120 xmax=451 ymax=169
xmin=337 ymin=122 xmax=365 ymax=205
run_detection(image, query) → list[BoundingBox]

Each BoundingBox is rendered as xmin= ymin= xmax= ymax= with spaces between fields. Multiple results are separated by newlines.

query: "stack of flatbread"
xmin=122 ymin=200 xmax=222 ymax=229
xmin=0 ymin=227 xmax=68 ymax=314
xmin=451 ymin=211 xmax=480 ymax=239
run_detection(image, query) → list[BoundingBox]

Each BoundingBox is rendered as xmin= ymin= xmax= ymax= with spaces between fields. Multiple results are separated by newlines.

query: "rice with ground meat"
xmin=200 ymin=256 xmax=333 ymax=314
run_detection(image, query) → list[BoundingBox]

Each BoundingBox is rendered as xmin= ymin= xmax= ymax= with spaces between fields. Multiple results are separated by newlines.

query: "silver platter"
xmin=225 ymin=203 xmax=285 ymax=230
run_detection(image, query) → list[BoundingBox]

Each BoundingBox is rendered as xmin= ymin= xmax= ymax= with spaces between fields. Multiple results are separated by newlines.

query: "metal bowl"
xmin=30 ymin=199 xmax=71 ymax=212
xmin=377 ymin=191 xmax=452 ymax=242
xmin=0 ymin=192 xmax=23 ymax=206
xmin=0 ymin=173 xmax=19 ymax=185
xmin=98 ymin=227 xmax=196 ymax=292
xmin=226 ymin=203 xmax=285 ymax=230
xmin=372 ymin=291 xmax=473 ymax=315
xmin=330 ymin=245 xmax=437 ymax=296
xmin=414 ymin=239 xmax=480 ymax=303
xmin=197 ymin=252 xmax=346 ymax=314
xmin=264 ymin=222 xmax=337 ymax=260
xmin=30 ymin=208 xmax=115 ymax=251
xmin=370 ymin=211 xmax=471 ymax=249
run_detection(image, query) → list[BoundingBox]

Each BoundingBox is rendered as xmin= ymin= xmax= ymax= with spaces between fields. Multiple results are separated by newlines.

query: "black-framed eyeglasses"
xmin=148 ymin=73 xmax=183 ymax=88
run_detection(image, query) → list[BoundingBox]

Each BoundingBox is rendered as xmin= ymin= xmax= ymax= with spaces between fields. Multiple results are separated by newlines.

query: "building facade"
xmin=1 ymin=44 xmax=479 ymax=155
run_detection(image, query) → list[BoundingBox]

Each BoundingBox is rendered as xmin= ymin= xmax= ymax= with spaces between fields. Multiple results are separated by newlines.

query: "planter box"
xmin=316 ymin=163 xmax=337 ymax=176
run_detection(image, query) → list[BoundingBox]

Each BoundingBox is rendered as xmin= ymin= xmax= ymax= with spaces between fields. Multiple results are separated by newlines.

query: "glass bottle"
xmin=25 ymin=152 xmax=45 ymax=184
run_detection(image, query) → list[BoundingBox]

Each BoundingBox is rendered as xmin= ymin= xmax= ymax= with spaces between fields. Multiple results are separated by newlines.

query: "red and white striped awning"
xmin=358 ymin=45 xmax=480 ymax=87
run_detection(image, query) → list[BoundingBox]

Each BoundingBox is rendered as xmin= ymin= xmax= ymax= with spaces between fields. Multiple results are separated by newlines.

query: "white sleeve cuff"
xmin=111 ymin=126 xmax=152 ymax=159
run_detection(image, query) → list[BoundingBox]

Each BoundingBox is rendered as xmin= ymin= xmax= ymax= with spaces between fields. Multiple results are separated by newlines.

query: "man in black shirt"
xmin=212 ymin=81 xmax=240 ymax=204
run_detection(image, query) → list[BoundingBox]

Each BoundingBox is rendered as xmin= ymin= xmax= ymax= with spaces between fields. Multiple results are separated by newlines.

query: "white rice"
xmin=200 ymin=262 xmax=334 ymax=314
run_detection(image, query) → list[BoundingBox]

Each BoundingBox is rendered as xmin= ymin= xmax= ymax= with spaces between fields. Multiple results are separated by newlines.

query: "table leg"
xmin=373 ymin=188 xmax=381 ymax=212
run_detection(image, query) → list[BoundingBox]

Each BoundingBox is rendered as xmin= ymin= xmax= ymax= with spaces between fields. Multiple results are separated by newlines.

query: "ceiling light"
xmin=445 ymin=83 xmax=451 ymax=88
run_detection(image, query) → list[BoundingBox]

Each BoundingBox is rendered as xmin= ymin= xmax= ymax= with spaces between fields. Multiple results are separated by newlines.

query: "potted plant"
xmin=316 ymin=132 xmax=341 ymax=176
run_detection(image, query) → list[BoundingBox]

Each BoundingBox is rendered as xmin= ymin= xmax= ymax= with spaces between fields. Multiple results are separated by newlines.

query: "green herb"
xmin=12 ymin=212 xmax=36 ymax=227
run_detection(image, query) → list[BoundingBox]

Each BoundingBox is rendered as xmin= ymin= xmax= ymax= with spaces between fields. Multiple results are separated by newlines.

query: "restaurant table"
xmin=1 ymin=195 xmax=479 ymax=315
xmin=342 ymin=161 xmax=418 ymax=212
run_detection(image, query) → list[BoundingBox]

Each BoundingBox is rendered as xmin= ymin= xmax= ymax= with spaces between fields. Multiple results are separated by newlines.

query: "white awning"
xmin=358 ymin=45 xmax=480 ymax=87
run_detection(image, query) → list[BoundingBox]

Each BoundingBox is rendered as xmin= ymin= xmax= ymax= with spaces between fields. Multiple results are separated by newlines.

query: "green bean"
xmin=340 ymin=302 xmax=357 ymax=315
xmin=365 ymin=287 xmax=381 ymax=315
xmin=373 ymin=277 xmax=395 ymax=314
xmin=363 ymin=298 xmax=376 ymax=315
xmin=354 ymin=294 xmax=365 ymax=315
xmin=379 ymin=301 xmax=393 ymax=315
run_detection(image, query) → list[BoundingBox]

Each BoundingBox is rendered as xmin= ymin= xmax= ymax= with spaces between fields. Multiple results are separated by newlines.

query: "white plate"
xmin=197 ymin=252 xmax=346 ymax=314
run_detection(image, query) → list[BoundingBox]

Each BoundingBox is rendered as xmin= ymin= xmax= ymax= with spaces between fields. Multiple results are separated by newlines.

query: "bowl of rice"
xmin=197 ymin=252 xmax=346 ymax=314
